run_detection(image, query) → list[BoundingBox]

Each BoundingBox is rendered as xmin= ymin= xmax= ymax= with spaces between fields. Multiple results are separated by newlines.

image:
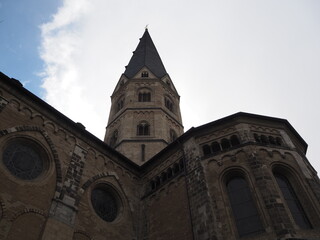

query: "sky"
xmin=1 ymin=0 xmax=319 ymax=172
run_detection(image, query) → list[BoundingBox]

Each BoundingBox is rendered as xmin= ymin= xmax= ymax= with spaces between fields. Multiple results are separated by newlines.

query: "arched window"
xmin=274 ymin=174 xmax=312 ymax=229
xmin=221 ymin=138 xmax=231 ymax=150
xmin=173 ymin=163 xmax=180 ymax=175
xmin=161 ymin=172 xmax=167 ymax=183
xmin=211 ymin=142 xmax=221 ymax=153
xmin=254 ymin=133 xmax=261 ymax=143
xmin=138 ymin=92 xmax=151 ymax=102
xmin=203 ymin=144 xmax=211 ymax=156
xmin=260 ymin=135 xmax=268 ymax=144
xmin=164 ymin=97 xmax=174 ymax=112
xmin=116 ymin=98 xmax=124 ymax=112
xmin=268 ymin=136 xmax=276 ymax=145
xmin=230 ymin=135 xmax=240 ymax=146
xmin=110 ymin=130 xmax=118 ymax=147
xmin=137 ymin=122 xmax=150 ymax=136
xmin=227 ymin=176 xmax=264 ymax=237
xmin=170 ymin=129 xmax=177 ymax=143
xmin=276 ymin=137 xmax=282 ymax=146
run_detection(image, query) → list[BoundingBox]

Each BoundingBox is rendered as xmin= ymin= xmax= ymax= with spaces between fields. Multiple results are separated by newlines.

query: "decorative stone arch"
xmin=7 ymin=209 xmax=46 ymax=240
xmin=78 ymin=172 xmax=136 ymax=236
xmin=73 ymin=230 xmax=92 ymax=240
xmin=10 ymin=208 xmax=47 ymax=222
xmin=0 ymin=125 xmax=63 ymax=197
xmin=80 ymin=172 xmax=129 ymax=206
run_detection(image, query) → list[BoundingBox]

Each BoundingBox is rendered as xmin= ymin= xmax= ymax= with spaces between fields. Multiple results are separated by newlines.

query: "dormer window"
xmin=141 ymin=71 xmax=149 ymax=77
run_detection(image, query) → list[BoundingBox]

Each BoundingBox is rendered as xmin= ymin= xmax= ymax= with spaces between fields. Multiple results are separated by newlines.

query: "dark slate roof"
xmin=124 ymin=29 xmax=167 ymax=78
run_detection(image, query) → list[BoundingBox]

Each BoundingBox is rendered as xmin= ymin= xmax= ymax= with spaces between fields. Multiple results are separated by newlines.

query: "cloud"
xmin=38 ymin=0 xmax=320 ymax=173
xmin=39 ymin=0 xmax=109 ymax=139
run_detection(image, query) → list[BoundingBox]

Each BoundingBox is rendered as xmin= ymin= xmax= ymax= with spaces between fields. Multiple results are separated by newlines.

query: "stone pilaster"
xmin=248 ymin=152 xmax=296 ymax=238
xmin=183 ymin=138 xmax=220 ymax=240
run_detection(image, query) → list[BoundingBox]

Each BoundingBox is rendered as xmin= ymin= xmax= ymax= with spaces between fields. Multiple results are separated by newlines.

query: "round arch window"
xmin=2 ymin=139 xmax=47 ymax=180
xmin=91 ymin=185 xmax=120 ymax=222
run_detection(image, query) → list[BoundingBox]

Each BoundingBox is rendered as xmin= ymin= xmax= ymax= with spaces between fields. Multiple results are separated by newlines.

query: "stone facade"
xmin=1 ymin=29 xmax=320 ymax=240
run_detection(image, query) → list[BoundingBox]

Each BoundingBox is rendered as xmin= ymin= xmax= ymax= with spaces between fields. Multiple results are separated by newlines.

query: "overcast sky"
xmin=1 ymin=0 xmax=319 ymax=172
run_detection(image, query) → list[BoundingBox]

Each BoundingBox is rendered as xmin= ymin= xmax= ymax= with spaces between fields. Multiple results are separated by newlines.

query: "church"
xmin=0 ymin=29 xmax=320 ymax=240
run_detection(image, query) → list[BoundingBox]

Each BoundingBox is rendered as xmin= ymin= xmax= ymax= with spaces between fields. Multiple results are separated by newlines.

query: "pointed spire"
xmin=124 ymin=29 xmax=167 ymax=78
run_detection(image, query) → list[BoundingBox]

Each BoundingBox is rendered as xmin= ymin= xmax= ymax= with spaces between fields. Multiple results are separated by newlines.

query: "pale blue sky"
xmin=1 ymin=0 xmax=320 ymax=172
xmin=0 ymin=0 xmax=60 ymax=93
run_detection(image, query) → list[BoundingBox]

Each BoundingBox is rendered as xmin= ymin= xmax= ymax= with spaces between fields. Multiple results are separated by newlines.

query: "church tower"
xmin=104 ymin=29 xmax=183 ymax=165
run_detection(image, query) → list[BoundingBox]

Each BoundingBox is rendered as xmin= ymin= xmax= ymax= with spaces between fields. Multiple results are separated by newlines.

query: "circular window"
xmin=2 ymin=140 xmax=45 ymax=180
xmin=91 ymin=187 xmax=119 ymax=222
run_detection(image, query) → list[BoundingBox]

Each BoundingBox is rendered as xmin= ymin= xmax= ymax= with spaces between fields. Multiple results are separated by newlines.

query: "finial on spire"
xmin=145 ymin=24 xmax=149 ymax=30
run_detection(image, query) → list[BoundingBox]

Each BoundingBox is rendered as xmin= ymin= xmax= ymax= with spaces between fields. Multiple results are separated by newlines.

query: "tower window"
xmin=138 ymin=92 xmax=151 ymax=102
xmin=141 ymin=71 xmax=149 ymax=77
xmin=137 ymin=122 xmax=150 ymax=136
xmin=165 ymin=97 xmax=173 ymax=112
xmin=274 ymin=173 xmax=312 ymax=229
xmin=227 ymin=176 xmax=264 ymax=237
xmin=117 ymin=98 xmax=124 ymax=112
